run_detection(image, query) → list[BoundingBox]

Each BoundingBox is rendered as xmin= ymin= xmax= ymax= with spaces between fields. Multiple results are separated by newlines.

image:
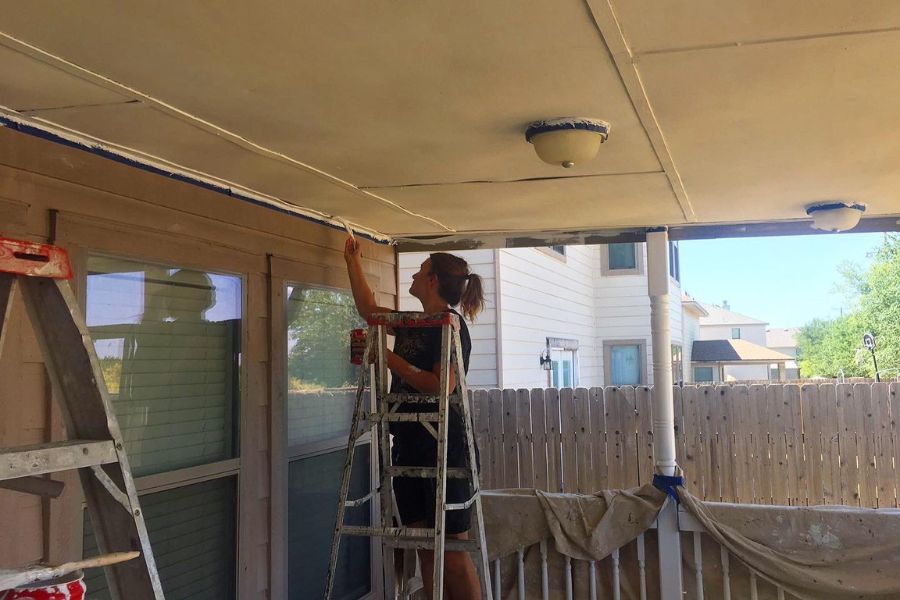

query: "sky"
xmin=679 ymin=232 xmax=887 ymax=329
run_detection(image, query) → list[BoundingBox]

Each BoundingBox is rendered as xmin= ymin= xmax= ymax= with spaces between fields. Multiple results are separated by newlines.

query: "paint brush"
xmin=336 ymin=217 xmax=356 ymax=243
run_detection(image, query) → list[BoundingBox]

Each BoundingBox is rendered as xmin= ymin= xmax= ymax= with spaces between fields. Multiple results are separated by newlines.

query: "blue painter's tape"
xmin=652 ymin=473 xmax=684 ymax=503
xmin=0 ymin=116 xmax=385 ymax=244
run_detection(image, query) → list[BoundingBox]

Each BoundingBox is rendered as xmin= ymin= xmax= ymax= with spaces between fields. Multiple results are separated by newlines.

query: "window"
xmin=86 ymin=256 xmax=241 ymax=598
xmin=551 ymin=349 xmax=576 ymax=388
xmin=550 ymin=245 xmax=566 ymax=256
xmin=731 ymin=327 xmax=741 ymax=339
xmin=601 ymin=243 xmax=643 ymax=276
xmin=694 ymin=366 xmax=715 ymax=382
xmin=671 ymin=344 xmax=683 ymax=383
xmin=603 ymin=340 xmax=646 ymax=386
xmin=84 ymin=477 xmax=237 ymax=600
xmin=669 ymin=242 xmax=681 ymax=283
xmin=286 ymin=284 xmax=372 ymax=599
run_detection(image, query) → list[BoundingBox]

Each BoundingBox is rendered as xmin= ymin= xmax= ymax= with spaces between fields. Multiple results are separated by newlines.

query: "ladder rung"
xmin=385 ymin=393 xmax=461 ymax=404
xmin=383 ymin=537 xmax=480 ymax=552
xmin=342 ymin=525 xmax=436 ymax=538
xmin=0 ymin=440 xmax=118 ymax=480
xmin=384 ymin=466 xmax=471 ymax=479
xmin=369 ymin=412 xmax=441 ymax=423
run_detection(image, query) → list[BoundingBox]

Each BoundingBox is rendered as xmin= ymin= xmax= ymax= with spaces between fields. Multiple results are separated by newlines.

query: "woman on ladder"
xmin=344 ymin=236 xmax=485 ymax=600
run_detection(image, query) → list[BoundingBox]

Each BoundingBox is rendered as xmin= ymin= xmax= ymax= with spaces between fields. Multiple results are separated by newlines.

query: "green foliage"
xmin=286 ymin=287 xmax=362 ymax=390
xmin=98 ymin=357 xmax=122 ymax=394
xmin=799 ymin=234 xmax=900 ymax=378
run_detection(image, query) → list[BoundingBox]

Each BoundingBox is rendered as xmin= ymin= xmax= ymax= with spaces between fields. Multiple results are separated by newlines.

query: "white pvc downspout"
xmin=646 ymin=228 xmax=684 ymax=599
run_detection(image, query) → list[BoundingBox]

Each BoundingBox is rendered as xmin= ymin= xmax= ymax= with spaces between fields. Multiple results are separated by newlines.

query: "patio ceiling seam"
xmin=583 ymin=0 xmax=696 ymax=223
xmin=0 ymin=30 xmax=456 ymax=235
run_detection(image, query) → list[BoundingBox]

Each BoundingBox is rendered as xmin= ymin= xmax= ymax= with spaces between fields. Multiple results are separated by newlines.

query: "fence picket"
xmin=800 ymin=384 xmax=824 ymax=505
xmin=530 ymin=388 xmax=550 ymax=492
xmin=560 ymin=388 xmax=578 ymax=492
xmin=891 ymin=383 xmax=900 ymax=508
xmin=502 ymin=388 xmax=520 ymax=488
xmin=871 ymin=382 xmax=893 ymax=507
xmin=606 ymin=386 xmax=626 ymax=489
xmin=681 ymin=386 xmax=704 ymax=497
xmin=574 ymin=388 xmax=593 ymax=492
xmin=635 ymin=386 xmax=655 ymax=486
xmin=856 ymin=383 xmax=877 ymax=507
xmin=488 ymin=389 xmax=504 ymax=489
xmin=590 ymin=387 xmax=608 ymax=492
xmin=748 ymin=385 xmax=770 ymax=504
xmin=767 ymin=385 xmax=789 ymax=505
xmin=836 ymin=383 xmax=860 ymax=506
xmin=707 ymin=386 xmax=727 ymax=502
xmin=732 ymin=385 xmax=753 ymax=504
xmin=785 ymin=385 xmax=806 ymax=505
xmin=621 ymin=386 xmax=640 ymax=489
xmin=516 ymin=388 xmax=535 ymax=489
xmin=546 ymin=388 xmax=563 ymax=492
xmin=819 ymin=384 xmax=841 ymax=505
xmin=473 ymin=390 xmax=492 ymax=488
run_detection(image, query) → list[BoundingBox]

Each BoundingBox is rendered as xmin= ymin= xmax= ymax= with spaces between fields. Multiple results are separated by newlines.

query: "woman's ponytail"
xmin=428 ymin=253 xmax=485 ymax=321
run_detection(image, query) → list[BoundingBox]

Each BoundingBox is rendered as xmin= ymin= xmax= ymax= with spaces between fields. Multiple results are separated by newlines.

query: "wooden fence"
xmin=470 ymin=382 xmax=900 ymax=508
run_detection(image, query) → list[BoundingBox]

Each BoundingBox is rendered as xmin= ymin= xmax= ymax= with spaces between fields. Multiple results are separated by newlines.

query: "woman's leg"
xmin=415 ymin=529 xmax=481 ymax=600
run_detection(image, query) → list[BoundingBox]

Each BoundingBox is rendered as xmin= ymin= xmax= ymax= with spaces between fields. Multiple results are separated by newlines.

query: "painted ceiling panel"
xmin=33 ymin=102 xmax=441 ymax=234
xmin=638 ymin=31 xmax=900 ymax=222
xmin=0 ymin=45 xmax=128 ymax=111
xmin=372 ymin=173 xmax=682 ymax=234
xmin=610 ymin=0 xmax=900 ymax=53
xmin=0 ymin=2 xmax=660 ymax=188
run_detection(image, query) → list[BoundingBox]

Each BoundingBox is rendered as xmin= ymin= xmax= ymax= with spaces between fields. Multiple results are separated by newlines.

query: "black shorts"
xmin=390 ymin=409 xmax=479 ymax=536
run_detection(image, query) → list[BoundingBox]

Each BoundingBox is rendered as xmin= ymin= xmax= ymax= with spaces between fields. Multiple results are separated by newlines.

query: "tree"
xmin=286 ymin=286 xmax=362 ymax=390
xmin=798 ymin=234 xmax=900 ymax=378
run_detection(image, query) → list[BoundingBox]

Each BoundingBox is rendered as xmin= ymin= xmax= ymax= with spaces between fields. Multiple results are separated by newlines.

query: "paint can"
xmin=349 ymin=328 xmax=367 ymax=365
xmin=1 ymin=571 xmax=85 ymax=600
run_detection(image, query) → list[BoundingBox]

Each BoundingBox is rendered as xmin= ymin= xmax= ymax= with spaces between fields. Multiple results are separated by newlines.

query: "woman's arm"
xmin=344 ymin=237 xmax=392 ymax=320
xmin=386 ymin=350 xmax=456 ymax=395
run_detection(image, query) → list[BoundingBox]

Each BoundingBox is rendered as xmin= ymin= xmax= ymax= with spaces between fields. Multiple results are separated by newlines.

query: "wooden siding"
xmin=497 ymin=246 xmax=601 ymax=389
xmin=398 ymin=249 xmax=498 ymax=388
xmin=0 ymin=126 xmax=397 ymax=599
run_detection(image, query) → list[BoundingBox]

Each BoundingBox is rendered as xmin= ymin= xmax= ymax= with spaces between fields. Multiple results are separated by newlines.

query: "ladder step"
xmin=385 ymin=393 xmax=461 ymax=405
xmin=342 ymin=525 xmax=436 ymax=538
xmin=383 ymin=538 xmax=480 ymax=552
xmin=0 ymin=440 xmax=118 ymax=481
xmin=384 ymin=466 xmax=471 ymax=479
xmin=368 ymin=412 xmax=441 ymax=423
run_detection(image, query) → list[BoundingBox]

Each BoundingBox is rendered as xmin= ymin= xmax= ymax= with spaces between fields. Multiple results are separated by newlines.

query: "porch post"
xmin=646 ymin=227 xmax=683 ymax=599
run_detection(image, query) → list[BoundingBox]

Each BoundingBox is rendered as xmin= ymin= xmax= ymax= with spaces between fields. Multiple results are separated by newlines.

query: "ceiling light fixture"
xmin=525 ymin=117 xmax=610 ymax=168
xmin=806 ymin=202 xmax=866 ymax=232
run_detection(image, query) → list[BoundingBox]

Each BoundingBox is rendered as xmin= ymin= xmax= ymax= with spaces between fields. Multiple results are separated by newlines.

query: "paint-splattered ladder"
xmin=0 ymin=237 xmax=163 ymax=599
xmin=324 ymin=311 xmax=492 ymax=600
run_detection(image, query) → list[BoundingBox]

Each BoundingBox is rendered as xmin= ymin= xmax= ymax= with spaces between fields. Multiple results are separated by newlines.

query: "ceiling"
xmin=2 ymin=2 xmax=899 ymax=247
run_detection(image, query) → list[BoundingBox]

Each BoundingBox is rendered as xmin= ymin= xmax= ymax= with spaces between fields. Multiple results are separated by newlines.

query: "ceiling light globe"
xmin=806 ymin=202 xmax=866 ymax=232
xmin=526 ymin=118 xmax=610 ymax=168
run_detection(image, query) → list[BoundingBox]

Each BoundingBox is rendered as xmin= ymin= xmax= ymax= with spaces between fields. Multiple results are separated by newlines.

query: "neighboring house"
xmin=400 ymin=242 xmax=693 ymax=388
xmin=695 ymin=302 xmax=793 ymax=382
xmin=766 ymin=327 xmax=801 ymax=379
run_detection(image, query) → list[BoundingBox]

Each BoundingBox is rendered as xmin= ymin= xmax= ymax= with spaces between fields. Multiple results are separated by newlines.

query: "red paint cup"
xmin=2 ymin=573 xmax=86 ymax=600
xmin=350 ymin=328 xmax=367 ymax=365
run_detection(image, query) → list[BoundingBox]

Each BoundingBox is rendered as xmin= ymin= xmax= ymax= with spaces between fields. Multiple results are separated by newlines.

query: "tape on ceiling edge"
xmin=0 ymin=112 xmax=393 ymax=245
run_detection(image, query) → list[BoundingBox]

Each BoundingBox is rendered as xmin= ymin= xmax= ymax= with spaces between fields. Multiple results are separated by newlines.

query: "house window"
xmin=731 ymin=327 xmax=741 ymax=339
xmin=671 ymin=344 xmax=683 ymax=383
xmin=669 ymin=242 xmax=681 ymax=283
xmin=694 ymin=366 xmax=715 ymax=382
xmin=546 ymin=337 xmax=579 ymax=388
xmin=601 ymin=243 xmax=643 ymax=276
xmin=603 ymin=340 xmax=646 ymax=386
xmin=85 ymin=255 xmax=242 ymax=598
xmin=286 ymin=284 xmax=372 ymax=599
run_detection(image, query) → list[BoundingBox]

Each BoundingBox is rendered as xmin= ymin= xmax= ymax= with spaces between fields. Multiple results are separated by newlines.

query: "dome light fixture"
xmin=525 ymin=117 xmax=610 ymax=168
xmin=806 ymin=202 xmax=866 ymax=232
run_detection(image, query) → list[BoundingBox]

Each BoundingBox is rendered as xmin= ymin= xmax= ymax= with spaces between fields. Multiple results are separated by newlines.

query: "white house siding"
xmin=681 ymin=309 xmax=702 ymax=383
xmin=700 ymin=323 xmax=767 ymax=346
xmin=497 ymin=246 xmax=601 ymax=388
xmin=594 ymin=244 xmax=684 ymax=386
xmin=398 ymin=249 xmax=499 ymax=388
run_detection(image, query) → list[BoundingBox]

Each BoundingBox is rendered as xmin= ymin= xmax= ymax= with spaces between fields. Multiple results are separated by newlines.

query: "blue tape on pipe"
xmin=652 ymin=473 xmax=684 ymax=503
